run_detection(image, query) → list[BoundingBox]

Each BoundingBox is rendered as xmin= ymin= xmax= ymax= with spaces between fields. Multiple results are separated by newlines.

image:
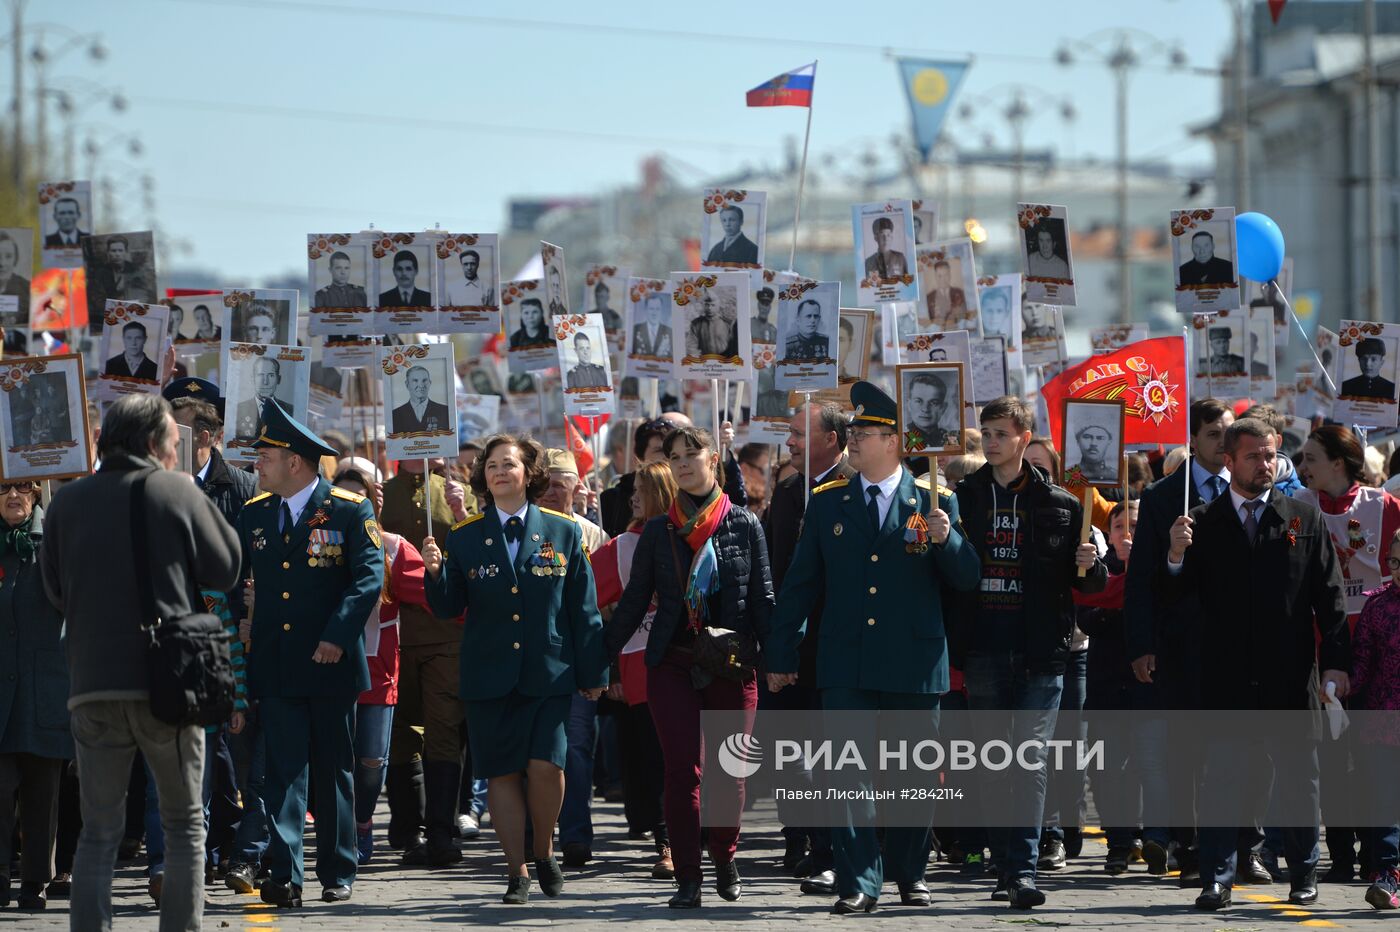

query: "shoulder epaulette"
xmin=812 ymin=477 xmax=849 ymax=494
xmin=330 ymin=487 xmax=366 ymax=503
xmin=539 ymin=506 xmax=578 ymax=522
xmin=939 ymin=484 xmax=954 ymax=498
xmin=246 ymin=491 xmax=273 ymax=505
xmin=914 ymin=476 xmax=931 ymax=489
xmin=451 ymin=513 xmax=485 ymax=531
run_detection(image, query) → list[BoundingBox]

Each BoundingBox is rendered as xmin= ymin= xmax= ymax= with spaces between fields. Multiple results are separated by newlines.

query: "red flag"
xmin=1268 ymin=0 xmax=1286 ymax=24
xmin=568 ymin=414 xmax=609 ymax=438
xmin=565 ymin=417 xmax=595 ymax=474
xmin=1040 ymin=336 xmax=1188 ymax=448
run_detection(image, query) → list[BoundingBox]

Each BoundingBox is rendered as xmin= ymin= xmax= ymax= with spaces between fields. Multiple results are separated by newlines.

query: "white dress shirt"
xmin=1167 ymin=485 xmax=1271 ymax=572
xmin=282 ymin=477 xmax=321 ymax=530
xmin=496 ymin=502 xmax=529 ymax=564
xmin=859 ymin=468 xmax=903 ymax=529
xmin=1190 ymin=458 xmax=1231 ymax=502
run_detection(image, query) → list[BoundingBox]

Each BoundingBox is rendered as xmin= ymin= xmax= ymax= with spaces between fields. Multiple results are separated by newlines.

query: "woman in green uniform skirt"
xmin=421 ymin=434 xmax=607 ymax=905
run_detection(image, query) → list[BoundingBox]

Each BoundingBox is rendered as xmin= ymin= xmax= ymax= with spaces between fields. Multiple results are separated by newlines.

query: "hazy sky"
xmin=40 ymin=0 xmax=1233 ymax=283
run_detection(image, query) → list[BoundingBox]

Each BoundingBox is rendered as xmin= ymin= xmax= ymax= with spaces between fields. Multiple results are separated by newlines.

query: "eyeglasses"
xmin=0 ymin=483 xmax=37 ymax=495
xmin=849 ymin=429 xmax=895 ymax=444
xmin=1388 ymin=557 xmax=1400 ymax=570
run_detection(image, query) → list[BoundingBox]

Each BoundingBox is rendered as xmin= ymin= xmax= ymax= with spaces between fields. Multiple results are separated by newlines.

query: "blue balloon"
xmin=1235 ymin=212 xmax=1286 ymax=282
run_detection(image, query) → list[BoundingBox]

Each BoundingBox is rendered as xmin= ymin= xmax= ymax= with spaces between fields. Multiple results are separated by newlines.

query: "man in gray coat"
xmin=40 ymin=394 xmax=241 ymax=932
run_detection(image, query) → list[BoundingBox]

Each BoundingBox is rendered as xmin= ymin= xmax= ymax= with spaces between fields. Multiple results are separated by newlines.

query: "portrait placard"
xmin=970 ymin=335 xmax=1008 ymax=404
xmin=1062 ymin=398 xmax=1126 ymax=488
xmin=0 ymin=228 xmax=34 ymax=329
xmin=917 ymin=238 xmax=979 ymax=334
xmin=176 ymin=424 xmax=193 ymax=474
xmin=670 ymin=271 xmax=752 ymax=381
xmin=555 ymin=313 xmax=614 ymax=417
xmin=1191 ymin=310 xmax=1250 ymax=403
xmin=0 ymin=354 xmax=91 ymax=481
xmin=374 ymin=234 xmax=437 ymax=333
xmin=774 ymin=280 xmax=839 ymax=391
xmin=461 ymin=361 xmax=505 ymax=398
xmin=96 ymin=301 xmax=169 ymax=402
xmin=1245 ymin=256 xmax=1292 ymax=348
xmin=1018 ymin=204 xmax=1076 ymax=306
xmin=880 ymin=300 xmax=919 ymax=365
xmin=503 ymin=279 xmax=557 ymax=375
xmin=581 ymin=265 xmax=629 ymax=349
xmin=837 ymin=309 xmax=874 ymax=385
xmin=895 ymin=362 xmax=966 ymax=457
xmin=1247 ymin=302 xmax=1277 ymax=401
xmin=456 ymin=393 xmax=500 ymax=447
xmin=82 ymin=231 xmax=158 ymax=331
xmin=163 ymin=294 xmax=223 ymax=351
xmin=307 ymin=234 xmax=375 ymax=335
xmin=1171 ymin=207 xmax=1240 ymax=314
xmin=750 ymin=343 xmax=790 ymax=437
xmin=1091 ymin=324 xmax=1150 ymax=356
xmin=1022 ymin=303 xmax=1066 ymax=368
xmin=222 ymin=288 xmax=299 ymax=349
xmin=853 ymin=200 xmax=918 ymax=306
xmin=624 ymin=277 xmax=673 ymax=379
xmin=437 ymin=233 xmax=499 ymax=334
xmin=541 ymin=241 xmax=570 ymax=317
xmin=308 ymin=343 xmax=345 ymax=421
xmin=223 ymin=343 xmax=312 ymax=464
xmin=382 ymin=342 xmax=458 ymax=461
xmin=898 ymin=330 xmax=975 ymax=430
xmin=912 ymin=198 xmax=939 ymax=247
xmin=38 ymin=181 xmax=90 ymax=270
xmin=977 ymin=274 xmax=1022 ymax=368
xmin=322 ymin=335 xmax=382 ymax=370
xmin=700 ymin=189 xmax=765 ymax=270
xmin=1333 ymin=320 xmax=1400 ymax=430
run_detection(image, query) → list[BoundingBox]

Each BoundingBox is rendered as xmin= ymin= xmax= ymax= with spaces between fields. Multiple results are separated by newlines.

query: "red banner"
xmin=565 ymin=417 xmax=595 ymax=474
xmin=1040 ymin=336 xmax=1188 ymax=448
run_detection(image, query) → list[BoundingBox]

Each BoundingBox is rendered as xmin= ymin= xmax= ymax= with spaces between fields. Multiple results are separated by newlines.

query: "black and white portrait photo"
xmin=838 ymin=309 xmax=873 ymax=384
xmin=441 ymin=239 xmax=498 ymax=308
xmin=626 ymin=280 xmax=673 ymax=376
xmin=377 ymin=243 xmax=434 ymax=308
xmin=1063 ymin=399 xmax=1125 ymax=487
xmin=504 ymin=281 xmax=559 ymax=375
xmin=225 ymin=291 xmax=297 ymax=347
xmin=189 ymin=301 xmax=222 ymax=342
xmin=390 ymin=361 xmax=452 ymax=434
xmin=381 ymin=342 xmax=458 ymax=460
xmin=541 ymin=241 xmax=569 ymax=316
xmin=313 ymin=243 xmax=370 ymax=309
xmin=863 ymin=215 xmax=909 ymax=281
xmin=224 ymin=347 xmax=310 ymax=459
xmin=561 ymin=327 xmax=611 ymax=391
xmin=1197 ymin=319 xmax=1247 ymax=378
xmin=583 ymin=267 xmax=628 ymax=334
xmin=1172 ymin=208 xmax=1240 ymax=314
xmin=97 ymin=302 xmax=169 ymax=401
xmin=682 ymin=286 xmax=740 ymax=360
xmin=83 ymin=231 xmax=157 ymax=329
xmin=778 ymin=287 xmax=836 ymax=363
xmin=463 ymin=363 xmax=504 ymax=398
xmin=896 ymin=363 xmax=965 ymax=456
xmin=918 ymin=239 xmax=979 ymax=333
xmin=1019 ymin=205 xmax=1077 ymax=306
xmin=672 ymin=272 xmax=751 ymax=381
xmin=1177 ymin=229 xmax=1235 ymax=285
xmin=508 ymin=294 xmax=551 ymax=350
xmin=1 ymin=354 xmax=90 ymax=481
xmin=1248 ymin=305 xmax=1275 ymax=381
xmin=853 ymin=199 xmax=918 ymax=306
xmin=751 ymin=282 xmax=779 ymax=345
xmin=38 ymin=181 xmax=90 ymax=269
xmin=700 ymin=190 xmax=765 ymax=270
xmin=103 ymin=321 xmax=159 ymax=381
xmin=912 ymin=201 xmax=938 ymax=246
xmin=1340 ymin=333 xmax=1398 ymax=403
xmin=0 ymin=229 xmax=32 ymax=327
xmin=978 ymin=277 xmax=1022 ymax=353
xmin=1022 ymin=302 xmax=1066 ymax=368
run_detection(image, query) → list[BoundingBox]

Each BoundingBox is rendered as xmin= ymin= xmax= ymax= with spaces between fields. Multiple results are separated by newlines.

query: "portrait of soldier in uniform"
xmin=315 ymin=250 xmax=369 ymax=308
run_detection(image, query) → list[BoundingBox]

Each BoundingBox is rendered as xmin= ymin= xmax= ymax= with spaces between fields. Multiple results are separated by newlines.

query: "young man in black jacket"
xmin=951 ymin=396 xmax=1106 ymax=909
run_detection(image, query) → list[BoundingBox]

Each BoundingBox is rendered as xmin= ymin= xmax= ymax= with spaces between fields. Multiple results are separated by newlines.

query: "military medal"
xmin=308 ymin=507 xmax=329 ymax=528
xmin=904 ymin=514 xmax=930 ymax=554
xmin=833 ymin=523 xmax=843 ymax=537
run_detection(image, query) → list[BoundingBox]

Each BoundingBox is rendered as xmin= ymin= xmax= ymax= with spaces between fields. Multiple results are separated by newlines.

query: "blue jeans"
xmin=354 ymin=704 xmax=394 ymax=824
xmin=1044 ymin=649 xmax=1087 ymax=842
xmin=559 ymin=693 xmax=597 ymax=847
xmin=963 ymin=651 xmax=1063 ymax=882
xmin=1093 ymin=713 xmax=1170 ymax=850
xmin=1362 ymin=743 xmax=1400 ymax=871
xmin=228 ymin=706 xmax=269 ymax=867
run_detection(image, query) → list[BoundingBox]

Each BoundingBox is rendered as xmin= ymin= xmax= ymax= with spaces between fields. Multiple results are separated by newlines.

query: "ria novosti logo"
xmin=717 ymin=732 xmax=763 ymax=778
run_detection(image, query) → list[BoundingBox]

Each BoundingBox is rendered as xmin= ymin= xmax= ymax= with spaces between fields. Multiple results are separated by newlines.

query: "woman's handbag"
xmin=666 ymin=526 xmax=758 ymax=681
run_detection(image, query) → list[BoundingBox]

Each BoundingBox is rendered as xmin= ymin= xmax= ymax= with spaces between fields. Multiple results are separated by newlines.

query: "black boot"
xmin=423 ymin=760 xmax=463 ymax=867
xmin=385 ymin=761 xmax=425 ymax=851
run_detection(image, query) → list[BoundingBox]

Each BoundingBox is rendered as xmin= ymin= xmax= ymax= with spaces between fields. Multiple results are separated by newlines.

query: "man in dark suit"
xmin=235 ymin=357 xmax=282 ymax=441
xmin=706 ymin=205 xmax=759 ymax=265
xmin=87 ymin=235 xmax=153 ymax=306
xmin=391 ymin=365 xmax=451 ymax=434
xmin=1177 ymin=231 xmax=1235 ymax=285
xmin=0 ymin=230 xmax=30 ymax=321
xmin=629 ymin=293 xmax=672 ymax=358
xmin=760 ymin=401 xmax=855 ymax=893
xmin=1162 ymin=417 xmax=1350 ymax=912
xmin=378 ymin=251 xmax=431 ymax=307
xmin=42 ymin=196 xmax=87 ymax=248
xmin=104 ymin=321 xmax=158 ymax=380
xmin=1340 ymin=337 xmax=1396 ymax=400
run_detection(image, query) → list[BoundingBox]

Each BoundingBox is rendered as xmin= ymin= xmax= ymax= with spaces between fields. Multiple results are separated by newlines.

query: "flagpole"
xmin=1182 ymin=325 xmax=1191 ymax=517
xmin=786 ymin=60 xmax=817 ymax=274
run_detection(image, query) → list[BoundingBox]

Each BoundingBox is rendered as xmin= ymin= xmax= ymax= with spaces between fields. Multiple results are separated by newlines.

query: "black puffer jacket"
xmin=605 ymin=502 xmax=774 ymax=670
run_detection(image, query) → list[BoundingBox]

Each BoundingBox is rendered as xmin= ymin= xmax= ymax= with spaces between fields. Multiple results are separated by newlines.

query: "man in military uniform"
xmin=381 ymin=459 xmax=474 ymax=867
xmin=1340 ymin=336 xmax=1396 ymax=401
xmin=1205 ymin=326 xmax=1246 ymax=376
xmin=235 ymin=356 xmax=282 ymax=442
xmin=1070 ymin=419 xmax=1117 ymax=483
xmin=87 ymin=234 xmax=153 ymax=305
xmin=684 ymin=288 xmax=738 ymax=359
xmin=565 ymin=332 xmax=609 ymax=389
xmin=863 ymin=217 xmax=908 ymax=280
xmin=391 ymin=365 xmax=451 ymax=434
xmin=236 ymin=399 xmax=384 ymax=908
xmin=768 ymin=382 xmax=980 ymax=914
xmin=751 ymin=287 xmax=778 ymax=344
xmin=904 ymin=372 xmax=952 ymax=450
xmin=315 ymin=251 xmax=368 ymax=308
xmin=784 ymin=298 xmax=829 ymax=361
xmin=590 ymin=281 xmax=622 ymax=332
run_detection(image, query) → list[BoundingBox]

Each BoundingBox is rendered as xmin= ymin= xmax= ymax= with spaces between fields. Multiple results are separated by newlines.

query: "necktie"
xmin=1243 ymin=499 xmax=1262 ymax=544
xmin=1206 ymin=475 xmax=1227 ymax=502
xmin=281 ymin=502 xmax=294 ymax=535
xmin=867 ymin=485 xmax=882 ymax=532
xmin=195 ymin=473 xmax=206 ymax=490
xmin=402 ymin=289 xmax=411 ymax=304
xmin=504 ymin=516 xmax=523 ymax=544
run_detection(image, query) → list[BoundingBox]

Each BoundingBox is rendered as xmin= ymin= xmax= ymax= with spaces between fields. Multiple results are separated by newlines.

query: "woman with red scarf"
xmin=605 ymin=427 xmax=774 ymax=909
xmin=1296 ymin=424 xmax=1400 ymax=883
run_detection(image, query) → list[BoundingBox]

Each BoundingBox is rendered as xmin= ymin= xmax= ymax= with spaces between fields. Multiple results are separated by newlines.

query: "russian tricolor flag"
xmin=746 ymin=63 xmax=815 ymax=108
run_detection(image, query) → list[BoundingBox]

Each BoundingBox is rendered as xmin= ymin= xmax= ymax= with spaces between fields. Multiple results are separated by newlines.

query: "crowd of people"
xmin=3 ymin=372 xmax=1400 ymax=926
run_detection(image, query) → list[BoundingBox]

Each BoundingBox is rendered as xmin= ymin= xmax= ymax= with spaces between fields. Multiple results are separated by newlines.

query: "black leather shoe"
xmin=562 ymin=842 xmax=591 ymax=868
xmin=1105 ymin=847 xmax=1131 ymax=875
xmin=17 ymin=882 xmax=46 ymax=911
xmin=800 ymin=870 xmax=836 ymax=896
xmin=791 ymin=854 xmax=816 ymax=878
xmin=535 ymin=856 xmax=564 ymax=897
xmin=1195 ymin=883 xmax=1232 ymax=910
xmin=321 ymin=885 xmax=351 ymax=903
xmin=1239 ymin=852 xmax=1272 ymax=884
xmin=1008 ymin=878 xmax=1046 ymax=909
xmin=502 ymin=875 xmax=530 ymax=905
xmin=783 ymin=837 xmax=807 ymax=873
xmin=259 ymin=880 xmax=302 ymax=909
xmin=224 ymin=861 xmax=256 ymax=894
xmin=831 ymin=892 xmax=878 ymax=914
xmin=898 ymin=880 xmax=931 ymax=906
xmin=668 ymin=878 xmax=702 ymax=909
xmin=1142 ymin=840 xmax=1169 ymax=875
xmin=1289 ymin=870 xmax=1319 ymax=905
xmin=401 ymin=833 xmax=429 ymax=866
xmin=1321 ymin=862 xmax=1354 ymax=884
xmin=715 ymin=860 xmax=741 ymax=901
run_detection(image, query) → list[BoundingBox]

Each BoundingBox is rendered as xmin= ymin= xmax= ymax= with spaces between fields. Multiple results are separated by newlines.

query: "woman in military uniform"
xmin=420 ymin=434 xmax=607 ymax=905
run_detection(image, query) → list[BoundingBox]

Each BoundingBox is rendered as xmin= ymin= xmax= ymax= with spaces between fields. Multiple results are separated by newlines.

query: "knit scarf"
xmin=667 ymin=485 xmax=730 ymax=632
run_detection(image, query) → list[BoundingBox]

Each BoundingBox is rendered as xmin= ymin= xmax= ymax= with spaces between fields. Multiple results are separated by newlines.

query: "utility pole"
xmin=1232 ymin=0 xmax=1249 ymax=211
xmin=11 ymin=0 xmax=22 ymax=190
xmin=1365 ymin=0 xmax=1382 ymax=321
xmin=32 ymin=45 xmax=44 ymax=177
xmin=1113 ymin=55 xmax=1131 ymax=324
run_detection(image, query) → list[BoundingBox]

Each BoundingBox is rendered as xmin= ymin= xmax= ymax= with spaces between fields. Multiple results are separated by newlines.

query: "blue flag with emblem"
xmin=896 ymin=57 xmax=970 ymax=163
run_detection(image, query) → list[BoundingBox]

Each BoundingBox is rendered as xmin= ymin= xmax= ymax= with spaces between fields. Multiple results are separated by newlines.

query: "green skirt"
xmin=464 ymin=690 xmax=570 ymax=779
